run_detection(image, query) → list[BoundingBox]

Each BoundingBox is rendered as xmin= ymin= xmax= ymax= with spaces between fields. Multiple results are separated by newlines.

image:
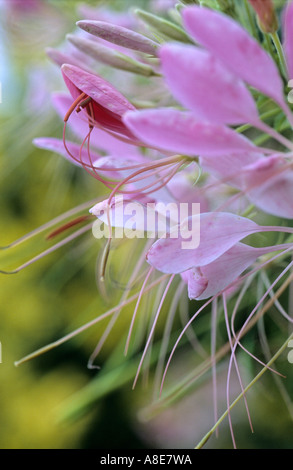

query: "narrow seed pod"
xmin=66 ymin=34 xmax=158 ymax=77
xmin=77 ymin=20 xmax=159 ymax=56
xmin=45 ymin=47 xmax=91 ymax=71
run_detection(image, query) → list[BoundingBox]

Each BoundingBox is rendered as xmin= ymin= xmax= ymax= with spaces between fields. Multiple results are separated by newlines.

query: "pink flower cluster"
xmin=29 ymin=1 xmax=293 ymax=447
xmin=36 ymin=3 xmax=293 ymax=302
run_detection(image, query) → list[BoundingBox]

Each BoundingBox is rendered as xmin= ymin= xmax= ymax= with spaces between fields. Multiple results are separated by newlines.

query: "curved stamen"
xmin=64 ymin=92 xmax=87 ymax=122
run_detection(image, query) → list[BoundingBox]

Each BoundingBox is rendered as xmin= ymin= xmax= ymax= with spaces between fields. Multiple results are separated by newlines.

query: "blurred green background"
xmin=0 ymin=0 xmax=292 ymax=449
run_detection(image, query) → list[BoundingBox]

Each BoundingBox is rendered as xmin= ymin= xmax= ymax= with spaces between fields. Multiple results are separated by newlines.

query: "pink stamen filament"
xmin=15 ymin=273 xmax=170 ymax=367
xmin=124 ymin=266 xmax=154 ymax=356
xmin=223 ymin=292 xmax=253 ymax=449
xmin=63 ymin=97 xmax=186 ymax=193
xmin=132 ymin=274 xmax=175 ymax=389
xmin=226 ymin=258 xmax=293 ymax=448
xmin=99 ymin=159 xmax=186 ymax=279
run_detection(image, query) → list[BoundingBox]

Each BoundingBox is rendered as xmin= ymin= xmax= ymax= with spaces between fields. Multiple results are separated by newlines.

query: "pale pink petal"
xmin=167 ymin=170 xmax=210 ymax=212
xmin=90 ymin=196 xmax=149 ymax=232
xmin=283 ymin=0 xmax=293 ymax=79
xmin=200 ymin=152 xmax=262 ymax=188
xmin=33 ymin=137 xmax=101 ymax=167
xmin=33 ymin=137 xmax=126 ymax=180
xmin=160 ymin=44 xmax=258 ymax=125
xmin=146 ymin=212 xmax=260 ymax=273
xmin=183 ymin=244 xmax=260 ymax=300
xmin=123 ymin=109 xmax=257 ymax=156
xmin=183 ymin=239 xmax=292 ymax=300
xmin=90 ymin=195 xmax=177 ymax=235
xmin=183 ymin=6 xmax=284 ymax=106
xmin=244 ymin=156 xmax=293 ymax=218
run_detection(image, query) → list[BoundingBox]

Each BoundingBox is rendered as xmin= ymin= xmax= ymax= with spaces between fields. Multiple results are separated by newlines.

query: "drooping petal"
xmin=180 ymin=267 xmax=209 ymax=299
xmin=123 ymin=108 xmax=257 ymax=157
xmin=146 ymin=212 xmax=261 ymax=274
xmin=181 ymin=243 xmax=263 ymax=300
xmin=182 ymin=239 xmax=292 ymax=300
xmin=283 ymin=0 xmax=293 ymax=79
xmin=160 ymin=43 xmax=259 ymax=125
xmin=61 ymin=64 xmax=137 ymax=138
xmin=183 ymin=6 xmax=284 ymax=106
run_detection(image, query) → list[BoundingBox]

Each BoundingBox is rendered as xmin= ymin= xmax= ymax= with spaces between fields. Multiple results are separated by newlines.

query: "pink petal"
xmin=183 ymin=6 xmax=284 ymax=106
xmin=62 ymin=63 xmax=135 ymax=115
xmin=123 ymin=109 xmax=257 ymax=157
xmin=160 ymin=44 xmax=258 ymax=125
xmin=61 ymin=64 xmax=136 ymax=138
xmin=146 ymin=212 xmax=263 ymax=274
xmin=200 ymin=152 xmax=262 ymax=188
xmin=244 ymin=156 xmax=293 ymax=218
xmin=182 ymin=243 xmax=260 ymax=300
xmin=90 ymin=195 xmax=177 ymax=235
xmin=283 ymin=0 xmax=293 ymax=79
xmin=167 ymin=170 xmax=210 ymax=212
xmin=33 ymin=137 xmax=101 ymax=167
xmin=90 ymin=196 xmax=149 ymax=232
xmin=33 ymin=138 xmax=139 ymax=181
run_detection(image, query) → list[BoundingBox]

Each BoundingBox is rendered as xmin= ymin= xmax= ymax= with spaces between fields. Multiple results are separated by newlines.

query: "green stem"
xmin=195 ymin=331 xmax=293 ymax=449
xmin=271 ymin=31 xmax=288 ymax=80
xmin=236 ymin=107 xmax=281 ymax=134
xmin=264 ymin=33 xmax=275 ymax=59
xmin=243 ymin=0 xmax=259 ymax=39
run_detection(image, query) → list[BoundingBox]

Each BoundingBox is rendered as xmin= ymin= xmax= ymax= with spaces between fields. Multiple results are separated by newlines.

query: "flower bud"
xmin=248 ymin=0 xmax=279 ymax=33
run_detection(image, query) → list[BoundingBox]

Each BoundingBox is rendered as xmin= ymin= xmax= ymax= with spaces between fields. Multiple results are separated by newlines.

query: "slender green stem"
xmin=264 ymin=33 xmax=275 ymax=59
xmin=243 ymin=0 xmax=259 ymax=39
xmin=236 ymin=107 xmax=281 ymax=134
xmin=195 ymin=331 xmax=293 ymax=449
xmin=271 ymin=31 xmax=288 ymax=80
